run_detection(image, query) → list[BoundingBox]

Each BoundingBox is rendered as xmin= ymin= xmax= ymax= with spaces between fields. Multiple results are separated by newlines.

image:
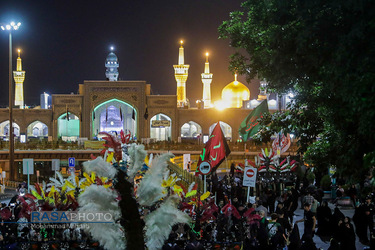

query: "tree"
xmin=219 ymin=0 xmax=375 ymax=178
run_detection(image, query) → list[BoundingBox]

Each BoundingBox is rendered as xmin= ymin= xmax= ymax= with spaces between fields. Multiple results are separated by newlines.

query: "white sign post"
xmin=52 ymin=159 xmax=60 ymax=179
xmin=23 ymin=158 xmax=34 ymax=193
xmin=243 ymin=166 xmax=257 ymax=203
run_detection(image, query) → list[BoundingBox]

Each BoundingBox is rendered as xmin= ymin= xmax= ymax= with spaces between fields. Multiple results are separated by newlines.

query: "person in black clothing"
xmin=230 ymin=163 xmax=235 ymax=177
xmin=353 ymin=196 xmax=373 ymax=245
xmin=316 ymin=201 xmax=332 ymax=238
xmin=347 ymin=184 xmax=358 ymax=207
xmin=284 ymin=190 xmax=295 ymax=223
xmin=296 ymin=203 xmax=316 ymax=239
xmin=290 ymin=187 xmax=299 ymax=213
xmin=275 ymin=202 xmax=286 ymax=216
xmin=267 ymin=189 xmax=276 ymax=214
xmin=276 ymin=211 xmax=291 ymax=237
xmin=336 ymin=216 xmax=356 ymax=250
xmin=184 ymin=232 xmax=204 ymax=250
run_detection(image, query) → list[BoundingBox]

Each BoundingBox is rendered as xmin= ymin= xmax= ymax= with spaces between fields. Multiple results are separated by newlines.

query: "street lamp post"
xmin=1 ymin=22 xmax=21 ymax=180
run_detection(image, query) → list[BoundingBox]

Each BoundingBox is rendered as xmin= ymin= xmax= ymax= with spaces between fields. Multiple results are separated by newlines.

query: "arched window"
xmin=27 ymin=121 xmax=48 ymax=137
xmin=57 ymin=112 xmax=80 ymax=141
xmin=209 ymin=121 xmax=232 ymax=139
xmin=92 ymin=99 xmax=137 ymax=139
xmin=150 ymin=113 xmax=172 ymax=141
xmin=0 ymin=121 xmax=20 ymax=138
xmin=180 ymin=121 xmax=202 ymax=138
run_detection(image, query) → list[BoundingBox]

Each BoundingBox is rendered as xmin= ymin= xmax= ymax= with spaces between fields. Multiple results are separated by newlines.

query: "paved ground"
xmin=293 ymin=202 xmax=369 ymax=249
xmin=0 ymin=187 xmax=17 ymax=204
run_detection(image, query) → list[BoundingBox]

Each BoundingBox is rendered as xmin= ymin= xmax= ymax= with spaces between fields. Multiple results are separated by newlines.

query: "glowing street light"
xmin=1 ymin=21 xmax=21 ymax=180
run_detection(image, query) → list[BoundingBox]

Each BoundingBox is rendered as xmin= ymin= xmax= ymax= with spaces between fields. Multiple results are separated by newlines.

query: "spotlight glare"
xmin=6 ymin=25 xmax=11 ymax=30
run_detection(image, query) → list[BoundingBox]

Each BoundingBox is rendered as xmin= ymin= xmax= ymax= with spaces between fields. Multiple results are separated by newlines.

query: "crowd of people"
xmin=162 ymin=173 xmax=374 ymax=250
xmin=0 ymin=173 xmax=374 ymax=249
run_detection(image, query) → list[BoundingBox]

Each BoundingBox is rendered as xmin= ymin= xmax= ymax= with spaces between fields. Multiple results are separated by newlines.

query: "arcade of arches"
xmin=0 ymin=80 xmax=256 ymax=143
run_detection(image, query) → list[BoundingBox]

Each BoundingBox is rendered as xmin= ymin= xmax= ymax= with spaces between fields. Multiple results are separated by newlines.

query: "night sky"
xmin=0 ymin=0 xmax=259 ymax=107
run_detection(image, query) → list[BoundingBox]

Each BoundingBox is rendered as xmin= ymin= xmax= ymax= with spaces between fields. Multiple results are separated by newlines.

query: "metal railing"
xmin=3 ymin=180 xmax=22 ymax=188
xmin=167 ymin=161 xmax=203 ymax=194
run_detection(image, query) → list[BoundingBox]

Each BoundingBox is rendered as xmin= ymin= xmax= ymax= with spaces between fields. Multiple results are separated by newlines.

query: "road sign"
xmin=23 ymin=159 xmax=34 ymax=175
xmin=68 ymin=157 xmax=75 ymax=167
xmin=198 ymin=161 xmax=212 ymax=175
xmin=243 ymin=166 xmax=257 ymax=187
xmin=246 ymin=168 xmax=255 ymax=178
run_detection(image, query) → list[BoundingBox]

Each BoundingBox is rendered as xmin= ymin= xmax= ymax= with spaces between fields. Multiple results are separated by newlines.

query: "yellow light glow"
xmin=214 ymin=100 xmax=228 ymax=111
xmin=180 ymin=40 xmax=183 ymax=45
xmin=206 ymin=52 xmax=209 ymax=56
xmin=18 ymin=49 xmax=21 ymax=53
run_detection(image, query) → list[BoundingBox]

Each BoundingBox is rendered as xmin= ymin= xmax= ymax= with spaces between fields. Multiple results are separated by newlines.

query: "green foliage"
xmin=219 ymin=0 xmax=375 ymax=179
xmin=320 ymin=175 xmax=332 ymax=191
xmin=306 ymin=171 xmax=316 ymax=185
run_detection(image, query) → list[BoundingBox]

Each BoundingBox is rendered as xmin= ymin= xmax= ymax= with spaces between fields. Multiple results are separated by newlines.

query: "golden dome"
xmin=221 ymin=74 xmax=250 ymax=108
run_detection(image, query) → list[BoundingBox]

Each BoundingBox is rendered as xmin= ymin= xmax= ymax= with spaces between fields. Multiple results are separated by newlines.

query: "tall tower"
xmin=201 ymin=52 xmax=213 ymax=108
xmin=173 ymin=40 xmax=190 ymax=108
xmin=13 ymin=49 xmax=25 ymax=108
xmin=105 ymin=47 xmax=119 ymax=81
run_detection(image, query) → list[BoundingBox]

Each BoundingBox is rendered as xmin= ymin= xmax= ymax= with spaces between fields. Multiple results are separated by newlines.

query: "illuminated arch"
xmin=150 ymin=113 xmax=171 ymax=141
xmin=209 ymin=121 xmax=232 ymax=139
xmin=27 ymin=121 xmax=48 ymax=137
xmin=0 ymin=120 xmax=20 ymax=137
xmin=92 ymin=99 xmax=137 ymax=138
xmin=180 ymin=121 xmax=202 ymax=138
xmin=57 ymin=112 xmax=80 ymax=141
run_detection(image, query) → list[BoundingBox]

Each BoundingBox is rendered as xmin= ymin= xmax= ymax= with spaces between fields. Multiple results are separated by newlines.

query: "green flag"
xmin=239 ymin=100 xmax=269 ymax=141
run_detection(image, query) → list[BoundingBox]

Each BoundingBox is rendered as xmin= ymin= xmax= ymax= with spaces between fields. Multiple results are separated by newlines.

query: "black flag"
xmin=66 ymin=105 xmax=70 ymax=121
xmin=144 ymin=107 xmax=149 ymax=120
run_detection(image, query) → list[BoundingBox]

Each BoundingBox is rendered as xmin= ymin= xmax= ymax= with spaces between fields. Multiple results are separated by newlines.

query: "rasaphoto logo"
xmin=31 ymin=211 xmax=113 ymax=223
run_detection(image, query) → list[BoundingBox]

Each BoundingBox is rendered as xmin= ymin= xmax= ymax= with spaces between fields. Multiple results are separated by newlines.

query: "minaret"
xmin=173 ymin=40 xmax=190 ymax=108
xmin=105 ymin=46 xmax=119 ymax=81
xmin=13 ymin=49 xmax=25 ymax=108
xmin=201 ymin=52 xmax=213 ymax=108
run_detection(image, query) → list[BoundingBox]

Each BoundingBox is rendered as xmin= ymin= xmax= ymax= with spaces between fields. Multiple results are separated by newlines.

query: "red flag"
xmin=197 ymin=122 xmax=231 ymax=175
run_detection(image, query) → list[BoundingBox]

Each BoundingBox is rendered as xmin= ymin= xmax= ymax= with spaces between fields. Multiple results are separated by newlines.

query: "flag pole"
xmin=204 ymin=175 xmax=206 ymax=193
xmin=247 ymin=186 xmax=250 ymax=203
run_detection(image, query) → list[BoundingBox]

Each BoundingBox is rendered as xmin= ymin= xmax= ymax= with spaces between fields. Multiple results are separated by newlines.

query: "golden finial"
xmin=234 ymin=73 xmax=238 ymax=81
xmin=205 ymin=52 xmax=209 ymax=62
xmin=18 ymin=49 xmax=21 ymax=57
